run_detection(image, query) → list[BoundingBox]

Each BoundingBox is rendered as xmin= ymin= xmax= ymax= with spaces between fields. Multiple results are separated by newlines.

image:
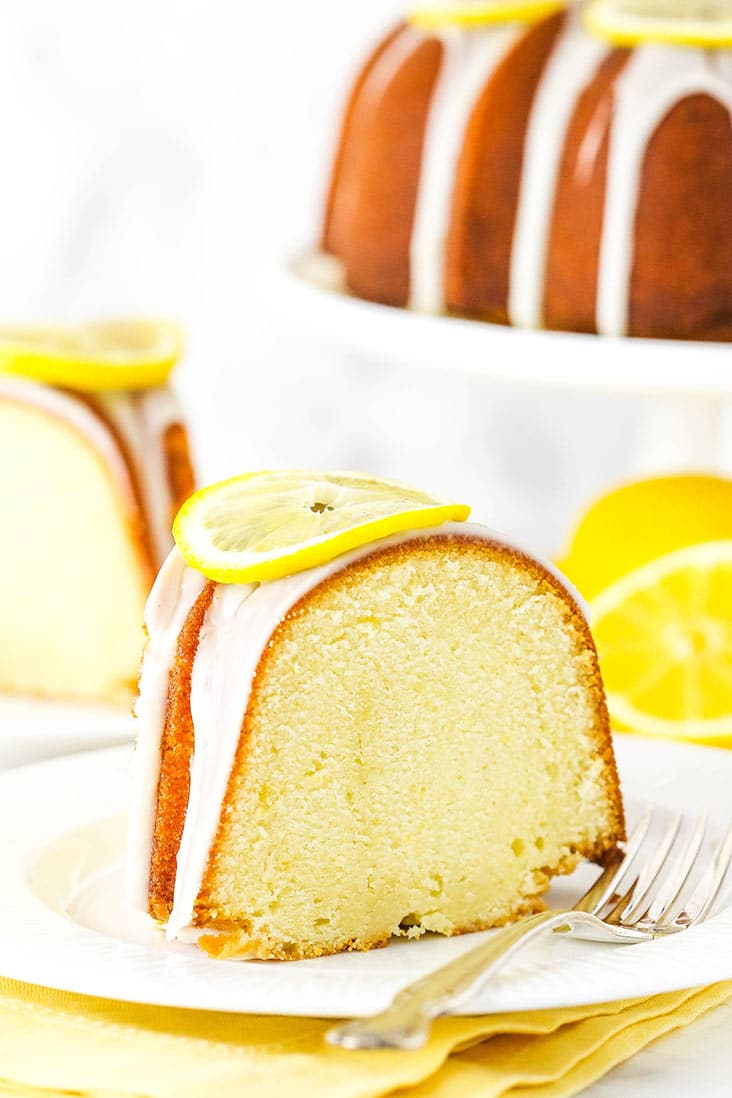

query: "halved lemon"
xmin=591 ymin=541 xmax=732 ymax=746
xmin=558 ymin=474 xmax=732 ymax=601
xmin=0 ymin=318 xmax=183 ymax=391
xmin=584 ymin=0 xmax=732 ymax=47
xmin=408 ymin=0 xmax=565 ymax=28
xmin=173 ymin=470 xmax=471 ymax=584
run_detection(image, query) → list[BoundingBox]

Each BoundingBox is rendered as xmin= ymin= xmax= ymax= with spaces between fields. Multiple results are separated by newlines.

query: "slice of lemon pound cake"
xmin=127 ymin=472 xmax=624 ymax=960
xmin=0 ymin=320 xmax=194 ymax=703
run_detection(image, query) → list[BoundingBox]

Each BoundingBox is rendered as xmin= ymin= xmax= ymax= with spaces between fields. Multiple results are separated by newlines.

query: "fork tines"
xmin=578 ymin=807 xmax=732 ymax=937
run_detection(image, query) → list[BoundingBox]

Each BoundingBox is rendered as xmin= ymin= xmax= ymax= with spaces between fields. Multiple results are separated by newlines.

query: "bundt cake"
xmin=126 ymin=517 xmax=624 ymax=961
xmin=0 ymin=374 xmax=195 ymax=702
xmin=322 ymin=5 xmax=732 ymax=340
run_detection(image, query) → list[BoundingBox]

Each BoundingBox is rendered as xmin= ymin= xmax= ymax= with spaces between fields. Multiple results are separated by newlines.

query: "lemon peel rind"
xmin=556 ymin=473 xmax=732 ymax=602
xmin=590 ymin=539 xmax=732 ymax=620
xmin=592 ymin=540 xmax=732 ymax=745
xmin=173 ymin=470 xmax=471 ymax=584
xmin=175 ymin=504 xmax=472 ymax=583
xmin=583 ymin=2 xmax=732 ymax=48
xmin=608 ymin=695 xmax=732 ymax=744
xmin=408 ymin=0 xmax=565 ymax=28
xmin=0 ymin=319 xmax=183 ymax=392
xmin=0 ymin=352 xmax=177 ymax=392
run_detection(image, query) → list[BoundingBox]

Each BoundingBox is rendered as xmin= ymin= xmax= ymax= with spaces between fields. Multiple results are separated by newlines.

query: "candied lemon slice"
xmin=409 ymin=0 xmax=565 ymax=27
xmin=584 ymin=0 xmax=732 ymax=47
xmin=173 ymin=470 xmax=471 ymax=583
xmin=558 ymin=474 xmax=732 ymax=601
xmin=0 ymin=318 xmax=182 ymax=391
xmin=591 ymin=541 xmax=732 ymax=746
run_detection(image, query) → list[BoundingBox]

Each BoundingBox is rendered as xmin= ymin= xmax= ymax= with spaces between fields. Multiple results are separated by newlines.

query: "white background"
xmin=0 ymin=0 xmax=654 ymax=555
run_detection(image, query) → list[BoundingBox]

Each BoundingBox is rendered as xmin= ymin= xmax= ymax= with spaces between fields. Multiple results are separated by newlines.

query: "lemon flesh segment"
xmin=0 ymin=318 xmax=182 ymax=391
xmin=558 ymin=474 xmax=732 ymax=601
xmin=408 ymin=0 xmax=565 ymax=28
xmin=584 ymin=0 xmax=732 ymax=46
xmin=173 ymin=470 xmax=471 ymax=584
xmin=591 ymin=541 xmax=732 ymax=746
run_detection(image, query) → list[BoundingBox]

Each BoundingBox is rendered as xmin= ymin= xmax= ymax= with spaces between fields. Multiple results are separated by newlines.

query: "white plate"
xmin=0 ymin=696 xmax=135 ymax=770
xmin=1 ymin=735 xmax=731 ymax=1018
xmin=283 ymin=252 xmax=732 ymax=398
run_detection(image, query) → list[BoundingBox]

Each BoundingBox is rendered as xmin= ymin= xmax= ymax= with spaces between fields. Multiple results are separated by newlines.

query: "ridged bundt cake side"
xmin=322 ymin=9 xmax=732 ymax=341
xmin=323 ymin=25 xmax=444 ymax=306
xmin=443 ymin=12 xmax=565 ymax=323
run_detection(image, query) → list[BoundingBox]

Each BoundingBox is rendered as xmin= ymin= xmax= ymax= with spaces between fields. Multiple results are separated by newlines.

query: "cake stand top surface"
xmin=284 ymin=253 xmax=732 ymax=399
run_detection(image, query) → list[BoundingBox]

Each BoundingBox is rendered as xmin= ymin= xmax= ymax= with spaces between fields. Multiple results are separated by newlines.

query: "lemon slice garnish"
xmin=591 ymin=541 xmax=732 ymax=746
xmin=173 ymin=470 xmax=471 ymax=584
xmin=409 ymin=0 xmax=565 ymax=27
xmin=0 ymin=318 xmax=183 ymax=391
xmin=558 ymin=474 xmax=732 ymax=601
xmin=584 ymin=0 xmax=732 ymax=47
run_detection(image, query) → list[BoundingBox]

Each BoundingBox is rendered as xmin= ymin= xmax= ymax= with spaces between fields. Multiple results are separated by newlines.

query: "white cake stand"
xmin=284 ymin=252 xmax=732 ymax=473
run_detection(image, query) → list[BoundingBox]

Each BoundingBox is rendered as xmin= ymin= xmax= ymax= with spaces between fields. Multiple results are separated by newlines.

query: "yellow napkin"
xmin=1 ymin=977 xmax=730 ymax=1098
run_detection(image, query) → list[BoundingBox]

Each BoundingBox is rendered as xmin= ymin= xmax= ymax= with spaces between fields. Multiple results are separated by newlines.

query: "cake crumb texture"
xmin=179 ymin=537 xmax=624 ymax=959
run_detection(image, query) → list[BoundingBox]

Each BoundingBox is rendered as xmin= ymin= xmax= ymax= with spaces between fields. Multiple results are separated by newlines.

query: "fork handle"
xmin=327 ymin=909 xmax=576 ymax=1050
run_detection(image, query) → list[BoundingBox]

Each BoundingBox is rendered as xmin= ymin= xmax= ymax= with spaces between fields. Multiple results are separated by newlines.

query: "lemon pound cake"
xmin=127 ymin=474 xmax=624 ymax=960
xmin=0 ymin=320 xmax=195 ymax=703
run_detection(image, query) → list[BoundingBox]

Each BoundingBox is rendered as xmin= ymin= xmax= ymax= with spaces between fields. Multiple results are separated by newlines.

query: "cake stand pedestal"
xmin=634 ymin=398 xmax=729 ymax=475
xmin=283 ymin=252 xmax=731 ymax=475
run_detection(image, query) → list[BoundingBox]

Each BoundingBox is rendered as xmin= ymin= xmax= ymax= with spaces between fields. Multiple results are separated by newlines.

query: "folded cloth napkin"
xmin=1 ymin=977 xmax=730 ymax=1098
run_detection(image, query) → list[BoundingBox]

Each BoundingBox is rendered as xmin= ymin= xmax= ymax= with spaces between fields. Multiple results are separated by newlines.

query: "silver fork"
xmin=327 ymin=809 xmax=732 ymax=1050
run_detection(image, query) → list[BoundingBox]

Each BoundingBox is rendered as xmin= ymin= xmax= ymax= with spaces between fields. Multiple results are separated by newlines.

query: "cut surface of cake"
xmin=127 ymin=512 xmax=624 ymax=960
xmin=0 ymin=374 xmax=195 ymax=703
xmin=322 ymin=6 xmax=732 ymax=340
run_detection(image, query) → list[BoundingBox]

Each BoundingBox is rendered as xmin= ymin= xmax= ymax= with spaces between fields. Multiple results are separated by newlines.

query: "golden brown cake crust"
xmin=322 ymin=23 xmax=405 ymax=255
xmin=629 ymin=93 xmax=732 ymax=341
xmin=149 ymin=534 xmax=624 ymax=957
xmin=148 ymin=582 xmax=214 ymax=920
xmin=445 ymin=11 xmax=565 ymax=322
xmin=546 ymin=58 xmax=732 ymax=340
xmin=324 ymin=26 xmax=444 ymax=306
xmin=164 ymin=421 xmax=196 ymax=515
xmin=543 ymin=50 xmax=631 ymax=334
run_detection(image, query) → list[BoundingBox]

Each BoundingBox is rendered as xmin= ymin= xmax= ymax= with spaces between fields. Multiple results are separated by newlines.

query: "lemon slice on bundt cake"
xmin=126 ymin=472 xmax=624 ymax=960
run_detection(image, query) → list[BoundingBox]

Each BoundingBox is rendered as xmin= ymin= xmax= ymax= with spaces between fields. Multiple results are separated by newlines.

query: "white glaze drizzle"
xmin=329 ymin=24 xmax=425 ymax=251
xmin=596 ymin=48 xmax=732 ymax=337
xmin=400 ymin=22 xmax=732 ymax=335
xmin=124 ymin=548 xmax=206 ymax=911
xmin=154 ymin=522 xmax=585 ymax=939
xmin=508 ymin=11 xmax=607 ymax=328
xmin=0 ymin=374 xmax=137 ymax=511
xmin=364 ymin=24 xmax=426 ymax=102
xmin=409 ymin=24 xmax=521 ymax=313
xmin=92 ymin=387 xmax=185 ymax=566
